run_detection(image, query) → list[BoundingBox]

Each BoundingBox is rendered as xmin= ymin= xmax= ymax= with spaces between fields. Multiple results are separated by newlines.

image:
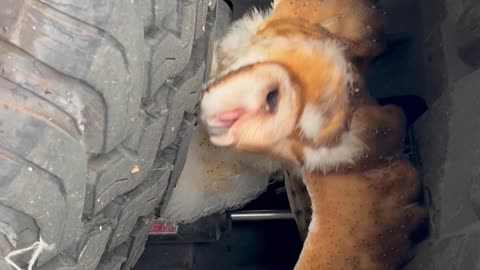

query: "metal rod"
xmin=230 ymin=210 xmax=294 ymax=221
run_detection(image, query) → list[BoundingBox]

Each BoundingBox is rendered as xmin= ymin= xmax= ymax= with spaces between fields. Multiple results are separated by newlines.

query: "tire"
xmin=0 ymin=0 xmax=217 ymax=269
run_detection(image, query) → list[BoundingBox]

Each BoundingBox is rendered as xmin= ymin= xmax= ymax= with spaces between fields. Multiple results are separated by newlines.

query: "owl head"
xmin=201 ymin=28 xmax=368 ymax=165
xmin=200 ymin=0 xmax=388 ymax=171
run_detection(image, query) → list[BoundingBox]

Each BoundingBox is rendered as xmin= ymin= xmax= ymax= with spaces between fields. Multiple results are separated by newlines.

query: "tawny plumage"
xmin=261 ymin=0 xmax=385 ymax=72
xmin=298 ymin=160 xmax=426 ymax=270
xmin=200 ymin=0 xmax=427 ymax=269
xmin=292 ymin=102 xmax=426 ymax=270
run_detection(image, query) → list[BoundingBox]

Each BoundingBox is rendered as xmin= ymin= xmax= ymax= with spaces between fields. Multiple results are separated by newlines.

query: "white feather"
xmin=303 ymin=128 xmax=367 ymax=173
xmin=210 ymin=3 xmax=274 ymax=80
xmin=162 ymin=125 xmax=281 ymax=223
xmin=298 ymin=104 xmax=325 ymax=141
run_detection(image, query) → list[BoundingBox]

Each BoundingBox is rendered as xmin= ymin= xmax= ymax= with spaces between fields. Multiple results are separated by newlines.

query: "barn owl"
xmin=200 ymin=0 xmax=427 ymax=269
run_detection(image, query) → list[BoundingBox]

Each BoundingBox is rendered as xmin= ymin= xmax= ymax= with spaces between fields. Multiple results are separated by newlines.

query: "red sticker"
xmin=150 ymin=219 xmax=179 ymax=235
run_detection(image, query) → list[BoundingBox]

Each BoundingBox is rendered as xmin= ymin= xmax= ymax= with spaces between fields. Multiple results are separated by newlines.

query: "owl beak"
xmin=203 ymin=108 xmax=244 ymax=146
xmin=205 ymin=108 xmax=244 ymax=129
xmin=217 ymin=108 xmax=244 ymax=125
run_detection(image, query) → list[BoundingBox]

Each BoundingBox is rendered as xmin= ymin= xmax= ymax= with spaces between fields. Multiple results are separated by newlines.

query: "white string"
xmin=4 ymin=236 xmax=54 ymax=270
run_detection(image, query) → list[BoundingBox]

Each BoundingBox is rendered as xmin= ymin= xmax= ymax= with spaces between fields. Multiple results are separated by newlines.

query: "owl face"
xmin=200 ymin=13 xmax=376 ymax=170
xmin=201 ymin=0 xmax=387 ymax=163
xmin=200 ymin=41 xmax=360 ymax=168
xmin=200 ymin=62 xmax=302 ymax=157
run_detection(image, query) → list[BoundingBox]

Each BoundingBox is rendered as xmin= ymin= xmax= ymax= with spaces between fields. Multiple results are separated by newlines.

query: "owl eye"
xmin=266 ymin=89 xmax=279 ymax=112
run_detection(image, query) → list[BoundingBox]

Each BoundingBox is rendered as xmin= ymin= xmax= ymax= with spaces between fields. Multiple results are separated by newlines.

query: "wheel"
xmin=0 ymin=0 xmax=217 ymax=269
